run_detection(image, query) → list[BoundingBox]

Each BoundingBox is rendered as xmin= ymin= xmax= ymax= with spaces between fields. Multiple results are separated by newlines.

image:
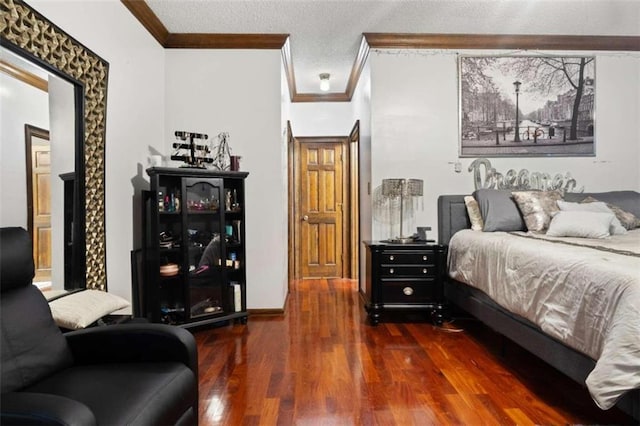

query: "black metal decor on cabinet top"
xmin=140 ymin=167 xmax=248 ymax=329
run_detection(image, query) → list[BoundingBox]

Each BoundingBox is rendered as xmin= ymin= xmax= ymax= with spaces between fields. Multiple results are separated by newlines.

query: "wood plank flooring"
xmin=193 ymin=279 xmax=635 ymax=425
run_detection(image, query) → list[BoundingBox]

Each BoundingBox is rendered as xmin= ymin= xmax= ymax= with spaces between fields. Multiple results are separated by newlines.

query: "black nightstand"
xmin=361 ymin=241 xmax=447 ymax=325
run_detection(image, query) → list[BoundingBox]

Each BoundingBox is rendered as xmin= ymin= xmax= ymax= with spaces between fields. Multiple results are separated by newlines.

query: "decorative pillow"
xmin=546 ymin=211 xmax=614 ymax=238
xmin=49 ymin=289 xmax=130 ymax=330
xmin=472 ymin=189 xmax=526 ymax=232
xmin=464 ymin=196 xmax=484 ymax=231
xmin=581 ymin=196 xmax=640 ymax=230
xmin=563 ymin=191 xmax=640 ymax=218
xmin=557 ymin=200 xmax=627 ymax=235
xmin=511 ymin=190 xmax=563 ymax=233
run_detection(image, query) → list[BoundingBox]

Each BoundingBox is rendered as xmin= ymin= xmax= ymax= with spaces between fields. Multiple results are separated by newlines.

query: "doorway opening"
xmin=25 ymin=124 xmax=52 ymax=286
xmin=287 ymin=121 xmax=360 ymax=283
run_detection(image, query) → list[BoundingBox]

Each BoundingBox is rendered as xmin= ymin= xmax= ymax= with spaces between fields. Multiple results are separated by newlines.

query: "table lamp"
xmin=381 ymin=178 xmax=423 ymax=243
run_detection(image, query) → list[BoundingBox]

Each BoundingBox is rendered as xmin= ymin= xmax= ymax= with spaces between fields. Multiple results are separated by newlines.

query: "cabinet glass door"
xmin=156 ymin=175 xmax=185 ymax=324
xmin=184 ymin=178 xmax=225 ymax=318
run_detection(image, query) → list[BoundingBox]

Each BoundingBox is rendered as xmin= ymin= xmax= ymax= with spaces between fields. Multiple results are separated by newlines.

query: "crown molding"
xmin=0 ymin=59 xmax=48 ymax=92
xmin=122 ymin=1 xmax=640 ymax=104
xmin=121 ymin=0 xmax=169 ymax=45
xmin=164 ymin=33 xmax=289 ymax=49
xmin=364 ymin=33 xmax=640 ymax=51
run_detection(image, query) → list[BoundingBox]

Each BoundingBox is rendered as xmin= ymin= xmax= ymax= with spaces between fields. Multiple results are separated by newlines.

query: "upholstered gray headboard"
xmin=437 ymin=195 xmax=471 ymax=245
xmin=437 ymin=190 xmax=640 ymax=246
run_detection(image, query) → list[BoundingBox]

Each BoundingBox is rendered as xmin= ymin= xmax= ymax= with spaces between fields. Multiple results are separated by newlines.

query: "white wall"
xmin=351 ymin=59 xmax=372 ymax=285
xmin=370 ymin=50 xmax=640 ymax=241
xmin=281 ymin=56 xmax=292 ymax=304
xmin=290 ymin=102 xmax=357 ymax=136
xmin=29 ymin=0 xmax=166 ymax=302
xmin=0 ymin=71 xmax=49 ymax=228
xmin=164 ymin=49 xmax=287 ymax=310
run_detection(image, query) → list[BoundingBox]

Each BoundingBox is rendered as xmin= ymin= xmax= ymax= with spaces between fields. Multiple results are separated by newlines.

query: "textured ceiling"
xmin=146 ymin=0 xmax=639 ymax=94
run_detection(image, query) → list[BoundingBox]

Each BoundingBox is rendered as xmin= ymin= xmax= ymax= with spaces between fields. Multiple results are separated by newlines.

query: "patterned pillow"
xmin=512 ymin=190 xmax=564 ymax=233
xmin=464 ymin=196 xmax=484 ymax=231
xmin=581 ymin=196 xmax=640 ymax=230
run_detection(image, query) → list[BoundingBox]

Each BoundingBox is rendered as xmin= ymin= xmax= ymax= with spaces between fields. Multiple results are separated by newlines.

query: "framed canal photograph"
xmin=459 ymin=55 xmax=595 ymax=157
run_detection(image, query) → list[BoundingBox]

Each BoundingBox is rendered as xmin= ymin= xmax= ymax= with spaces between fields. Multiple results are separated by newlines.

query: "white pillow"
xmin=557 ymin=200 xmax=627 ymax=235
xmin=464 ymin=195 xmax=484 ymax=231
xmin=49 ymin=289 xmax=130 ymax=330
xmin=546 ymin=211 xmax=614 ymax=239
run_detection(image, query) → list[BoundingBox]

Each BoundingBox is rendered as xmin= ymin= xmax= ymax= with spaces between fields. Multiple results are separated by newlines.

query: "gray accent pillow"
xmin=473 ymin=189 xmax=526 ymax=232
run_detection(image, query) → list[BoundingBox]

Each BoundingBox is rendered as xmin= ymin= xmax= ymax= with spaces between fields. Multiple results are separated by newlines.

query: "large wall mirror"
xmin=1 ymin=0 xmax=109 ymax=290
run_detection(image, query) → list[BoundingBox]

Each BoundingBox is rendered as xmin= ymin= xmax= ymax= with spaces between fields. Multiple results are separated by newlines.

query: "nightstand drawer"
xmin=380 ymin=265 xmax=435 ymax=277
xmin=381 ymin=251 xmax=435 ymax=265
xmin=381 ymin=280 xmax=436 ymax=303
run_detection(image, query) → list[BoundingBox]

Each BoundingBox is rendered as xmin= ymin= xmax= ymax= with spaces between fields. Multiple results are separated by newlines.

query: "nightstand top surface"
xmin=364 ymin=240 xmax=446 ymax=248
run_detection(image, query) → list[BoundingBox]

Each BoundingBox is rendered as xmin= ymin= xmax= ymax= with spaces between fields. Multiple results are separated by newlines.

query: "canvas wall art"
xmin=459 ymin=55 xmax=595 ymax=157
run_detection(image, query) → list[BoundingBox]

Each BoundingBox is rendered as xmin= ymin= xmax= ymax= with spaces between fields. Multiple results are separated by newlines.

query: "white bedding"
xmin=448 ymin=228 xmax=640 ymax=410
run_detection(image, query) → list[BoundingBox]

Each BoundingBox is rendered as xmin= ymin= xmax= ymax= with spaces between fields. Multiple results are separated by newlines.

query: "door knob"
xmin=302 ymin=215 xmax=309 ymax=221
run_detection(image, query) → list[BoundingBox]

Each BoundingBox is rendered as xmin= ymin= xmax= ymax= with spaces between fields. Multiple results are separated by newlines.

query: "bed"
xmin=437 ymin=191 xmax=640 ymax=421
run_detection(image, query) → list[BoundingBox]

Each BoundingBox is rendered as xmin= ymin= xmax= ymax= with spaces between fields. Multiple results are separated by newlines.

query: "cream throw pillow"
xmin=557 ymin=200 xmax=627 ymax=235
xmin=546 ymin=211 xmax=614 ymax=238
xmin=49 ymin=289 xmax=130 ymax=330
xmin=464 ymin=196 xmax=484 ymax=231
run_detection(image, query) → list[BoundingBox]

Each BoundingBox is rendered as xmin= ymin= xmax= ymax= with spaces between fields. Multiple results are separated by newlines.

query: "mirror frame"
xmin=1 ymin=0 xmax=109 ymax=290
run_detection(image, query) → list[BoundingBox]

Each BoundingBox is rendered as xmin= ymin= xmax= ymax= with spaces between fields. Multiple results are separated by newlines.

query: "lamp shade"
xmin=381 ymin=179 xmax=423 ymax=197
xmin=381 ymin=178 xmax=424 ymax=242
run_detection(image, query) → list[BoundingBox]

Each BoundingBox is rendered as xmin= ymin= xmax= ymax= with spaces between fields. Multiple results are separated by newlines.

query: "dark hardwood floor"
xmin=193 ymin=279 xmax=634 ymax=425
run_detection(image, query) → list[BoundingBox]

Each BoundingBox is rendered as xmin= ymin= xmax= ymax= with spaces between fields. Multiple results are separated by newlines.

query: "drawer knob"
xmin=389 ymin=268 xmax=394 ymax=274
xmin=423 ymin=268 xmax=428 ymax=274
xmin=389 ymin=255 xmax=394 ymax=261
xmin=423 ymin=255 xmax=427 ymax=261
xmin=403 ymin=287 xmax=414 ymax=296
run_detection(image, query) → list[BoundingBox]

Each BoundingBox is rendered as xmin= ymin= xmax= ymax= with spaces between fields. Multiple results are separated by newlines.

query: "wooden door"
xmin=298 ymin=139 xmax=346 ymax=278
xmin=30 ymin=144 xmax=52 ymax=282
xmin=25 ymin=125 xmax=52 ymax=283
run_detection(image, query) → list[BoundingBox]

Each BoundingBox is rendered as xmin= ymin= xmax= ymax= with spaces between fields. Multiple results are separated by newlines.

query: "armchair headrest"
xmin=0 ymin=227 xmax=35 ymax=292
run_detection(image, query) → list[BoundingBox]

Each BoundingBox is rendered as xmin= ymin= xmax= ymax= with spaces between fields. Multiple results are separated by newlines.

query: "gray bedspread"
xmin=448 ymin=229 xmax=640 ymax=410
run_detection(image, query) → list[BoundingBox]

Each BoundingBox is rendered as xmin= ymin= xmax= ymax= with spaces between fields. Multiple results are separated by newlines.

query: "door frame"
xmin=287 ymin=121 xmax=360 ymax=282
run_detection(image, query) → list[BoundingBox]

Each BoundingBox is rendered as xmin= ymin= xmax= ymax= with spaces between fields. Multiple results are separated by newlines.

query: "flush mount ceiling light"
xmin=319 ymin=73 xmax=330 ymax=92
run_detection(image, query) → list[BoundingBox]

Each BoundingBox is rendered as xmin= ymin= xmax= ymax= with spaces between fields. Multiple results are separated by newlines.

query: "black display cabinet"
xmin=139 ymin=167 xmax=248 ymax=328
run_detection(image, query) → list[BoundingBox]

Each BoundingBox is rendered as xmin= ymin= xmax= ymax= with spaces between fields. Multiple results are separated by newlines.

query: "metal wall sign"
xmin=468 ymin=158 xmax=583 ymax=193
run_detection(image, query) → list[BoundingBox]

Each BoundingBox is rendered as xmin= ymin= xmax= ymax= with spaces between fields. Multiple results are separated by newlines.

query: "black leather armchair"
xmin=0 ymin=227 xmax=198 ymax=425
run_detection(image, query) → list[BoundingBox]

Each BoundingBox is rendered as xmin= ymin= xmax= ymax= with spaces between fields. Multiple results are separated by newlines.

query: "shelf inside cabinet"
xmin=187 ymin=209 xmax=219 ymax=215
